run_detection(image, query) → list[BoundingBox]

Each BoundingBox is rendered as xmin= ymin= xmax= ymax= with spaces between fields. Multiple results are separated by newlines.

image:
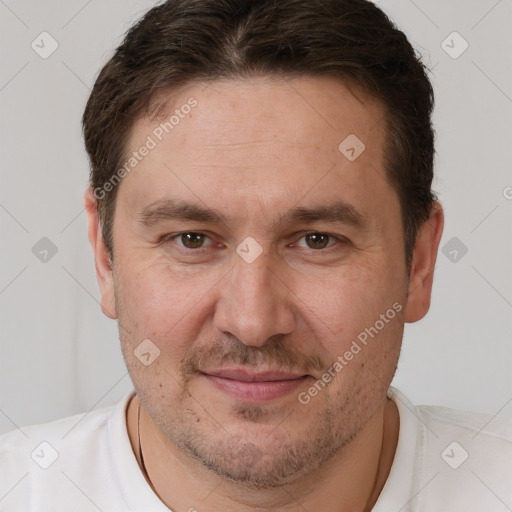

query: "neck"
xmin=127 ymin=395 xmax=399 ymax=512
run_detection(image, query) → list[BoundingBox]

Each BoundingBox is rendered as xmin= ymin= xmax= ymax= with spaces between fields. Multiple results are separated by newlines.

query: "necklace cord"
xmin=138 ymin=401 xmax=151 ymax=485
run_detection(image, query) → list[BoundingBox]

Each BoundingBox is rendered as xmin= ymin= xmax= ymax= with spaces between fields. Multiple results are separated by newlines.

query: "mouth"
xmin=201 ymin=368 xmax=311 ymax=403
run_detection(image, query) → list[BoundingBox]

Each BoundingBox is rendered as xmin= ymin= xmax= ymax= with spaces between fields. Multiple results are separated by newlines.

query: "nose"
xmin=213 ymin=252 xmax=296 ymax=347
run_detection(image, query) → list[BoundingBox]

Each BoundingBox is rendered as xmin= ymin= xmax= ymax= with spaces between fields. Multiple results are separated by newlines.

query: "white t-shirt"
xmin=0 ymin=387 xmax=510 ymax=511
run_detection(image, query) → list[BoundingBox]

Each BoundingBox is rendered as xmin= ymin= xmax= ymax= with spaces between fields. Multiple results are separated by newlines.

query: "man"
xmin=1 ymin=0 xmax=510 ymax=510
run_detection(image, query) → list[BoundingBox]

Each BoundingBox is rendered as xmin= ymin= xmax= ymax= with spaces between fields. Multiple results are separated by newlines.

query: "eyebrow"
xmin=138 ymin=198 xmax=368 ymax=230
xmin=273 ymin=201 xmax=368 ymax=231
xmin=138 ymin=199 xmax=225 ymax=226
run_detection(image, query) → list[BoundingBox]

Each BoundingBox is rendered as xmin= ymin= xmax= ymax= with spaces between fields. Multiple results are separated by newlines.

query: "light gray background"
xmin=0 ymin=0 xmax=511 ymax=436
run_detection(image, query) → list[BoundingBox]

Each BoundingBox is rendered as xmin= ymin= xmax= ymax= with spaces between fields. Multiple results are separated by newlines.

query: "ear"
xmin=404 ymin=201 xmax=444 ymax=323
xmin=84 ymin=188 xmax=118 ymax=319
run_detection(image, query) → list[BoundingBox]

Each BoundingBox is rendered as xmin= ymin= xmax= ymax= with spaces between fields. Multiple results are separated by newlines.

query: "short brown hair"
xmin=83 ymin=0 xmax=436 ymax=269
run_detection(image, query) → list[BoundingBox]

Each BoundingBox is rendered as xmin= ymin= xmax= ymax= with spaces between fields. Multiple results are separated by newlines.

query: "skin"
xmin=85 ymin=75 xmax=444 ymax=511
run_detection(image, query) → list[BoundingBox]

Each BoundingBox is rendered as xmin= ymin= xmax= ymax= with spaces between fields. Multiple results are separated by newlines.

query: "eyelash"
xmin=161 ymin=231 xmax=349 ymax=252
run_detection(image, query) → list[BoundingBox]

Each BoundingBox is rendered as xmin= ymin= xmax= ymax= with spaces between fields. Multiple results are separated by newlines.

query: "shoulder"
xmin=418 ymin=402 xmax=512 ymax=441
xmin=0 ymin=396 xmax=125 ymax=459
xmin=417 ymin=401 xmax=512 ymax=464
xmin=390 ymin=388 xmax=512 ymax=510
xmin=0 ymin=391 xmax=135 ymax=510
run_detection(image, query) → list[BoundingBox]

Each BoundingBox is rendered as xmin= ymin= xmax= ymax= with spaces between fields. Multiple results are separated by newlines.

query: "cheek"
xmin=114 ymin=262 xmax=214 ymax=404
xmin=294 ymin=261 xmax=402 ymax=343
xmin=115 ymin=258 xmax=226 ymax=357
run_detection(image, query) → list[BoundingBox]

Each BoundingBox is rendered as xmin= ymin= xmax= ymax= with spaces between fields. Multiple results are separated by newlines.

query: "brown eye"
xmin=180 ymin=232 xmax=206 ymax=248
xmin=304 ymin=233 xmax=331 ymax=249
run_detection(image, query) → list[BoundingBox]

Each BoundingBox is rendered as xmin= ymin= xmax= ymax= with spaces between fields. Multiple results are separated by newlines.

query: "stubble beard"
xmin=144 ymin=375 xmax=386 ymax=490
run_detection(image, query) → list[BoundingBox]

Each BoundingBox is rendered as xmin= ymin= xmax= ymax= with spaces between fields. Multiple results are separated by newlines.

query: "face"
xmin=92 ymin=76 xmax=419 ymax=487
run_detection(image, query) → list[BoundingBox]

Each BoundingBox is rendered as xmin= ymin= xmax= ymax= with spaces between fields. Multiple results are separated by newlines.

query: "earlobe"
xmin=404 ymin=202 xmax=444 ymax=323
xmin=84 ymin=188 xmax=118 ymax=319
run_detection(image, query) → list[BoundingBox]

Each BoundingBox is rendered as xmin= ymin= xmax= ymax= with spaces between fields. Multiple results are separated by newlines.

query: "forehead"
xmin=120 ymin=76 xmax=393 ymax=223
xmin=137 ymin=75 xmax=385 ymax=155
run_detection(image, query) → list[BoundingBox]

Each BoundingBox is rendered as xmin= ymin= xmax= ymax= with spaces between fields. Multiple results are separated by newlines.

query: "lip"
xmin=205 ymin=369 xmax=306 ymax=382
xmin=202 ymin=368 xmax=309 ymax=403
